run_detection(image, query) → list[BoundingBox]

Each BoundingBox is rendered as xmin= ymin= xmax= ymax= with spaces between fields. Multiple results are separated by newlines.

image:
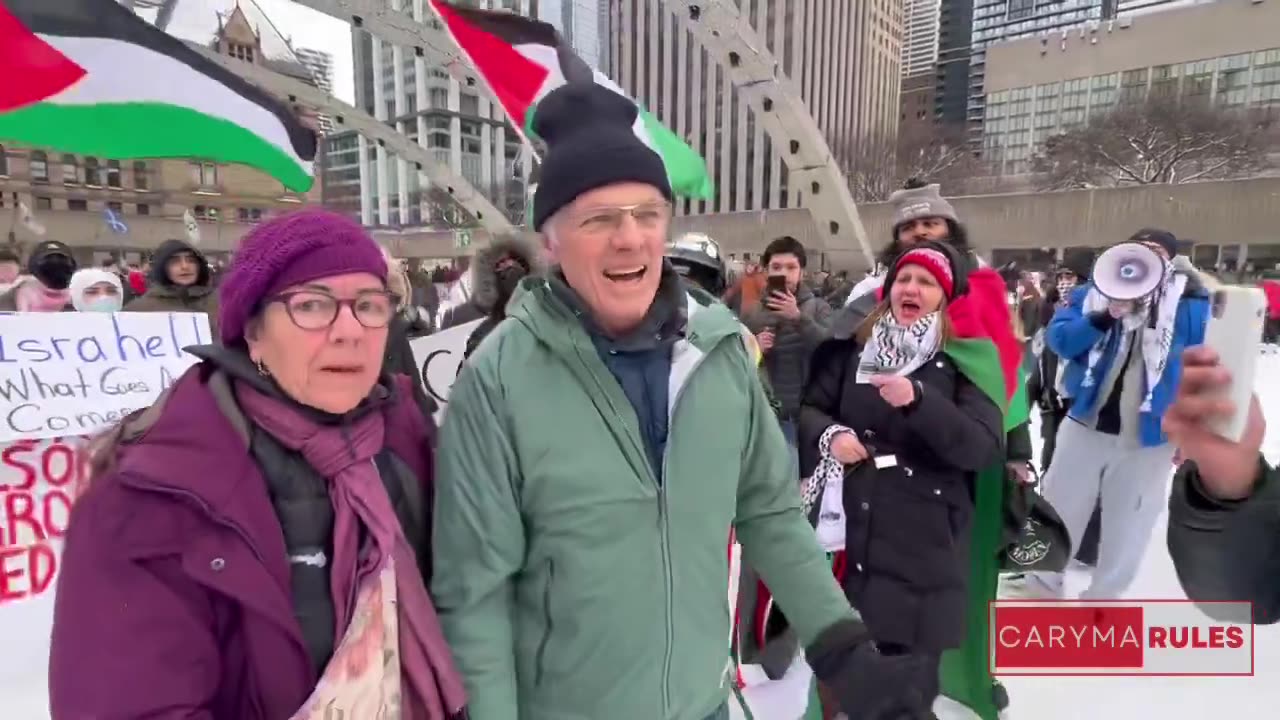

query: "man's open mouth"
xmin=604 ymin=266 xmax=646 ymax=283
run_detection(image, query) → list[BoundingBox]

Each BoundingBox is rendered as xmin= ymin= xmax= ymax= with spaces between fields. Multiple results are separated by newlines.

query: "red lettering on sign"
xmin=0 ymin=542 xmax=57 ymax=606
xmin=0 ymin=437 xmax=90 ymax=603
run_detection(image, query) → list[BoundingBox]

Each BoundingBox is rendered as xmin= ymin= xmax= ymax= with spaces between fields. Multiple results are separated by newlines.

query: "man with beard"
xmin=125 ymin=239 xmax=218 ymax=336
xmin=461 ymin=234 xmax=543 ymax=359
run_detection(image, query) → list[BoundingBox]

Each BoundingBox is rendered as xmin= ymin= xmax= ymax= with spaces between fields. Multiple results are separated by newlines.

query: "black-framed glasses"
xmin=266 ymin=290 xmax=399 ymax=330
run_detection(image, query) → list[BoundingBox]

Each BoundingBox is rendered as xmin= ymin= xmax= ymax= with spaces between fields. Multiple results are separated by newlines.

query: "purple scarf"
xmin=235 ymin=380 xmax=467 ymax=720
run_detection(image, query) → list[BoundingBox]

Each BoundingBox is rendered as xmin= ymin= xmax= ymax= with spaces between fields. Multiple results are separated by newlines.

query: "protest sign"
xmin=0 ymin=435 xmax=90 ymax=719
xmin=411 ymin=319 xmax=482 ymax=422
xmin=0 ymin=312 xmax=211 ymax=442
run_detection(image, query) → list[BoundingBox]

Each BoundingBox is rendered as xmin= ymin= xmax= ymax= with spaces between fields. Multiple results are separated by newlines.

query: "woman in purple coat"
xmin=48 ymin=209 xmax=467 ymax=720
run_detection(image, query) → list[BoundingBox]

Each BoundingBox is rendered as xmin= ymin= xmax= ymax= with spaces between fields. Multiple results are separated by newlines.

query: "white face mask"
xmin=81 ymin=296 xmax=123 ymax=313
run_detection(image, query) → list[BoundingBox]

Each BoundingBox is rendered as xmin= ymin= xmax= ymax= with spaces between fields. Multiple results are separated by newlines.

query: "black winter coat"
xmin=799 ymin=337 xmax=1004 ymax=651
xmin=1167 ymin=458 xmax=1280 ymax=625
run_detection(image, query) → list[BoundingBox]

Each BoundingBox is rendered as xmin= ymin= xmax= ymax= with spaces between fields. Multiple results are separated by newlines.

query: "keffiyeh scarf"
xmin=1080 ymin=261 xmax=1188 ymax=412
xmin=855 ymin=310 xmax=943 ymax=384
xmin=801 ymin=425 xmax=855 ymax=551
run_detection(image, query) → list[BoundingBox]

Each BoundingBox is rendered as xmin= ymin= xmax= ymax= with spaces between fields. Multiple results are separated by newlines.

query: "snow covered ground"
xmin=731 ymin=350 xmax=1280 ymax=720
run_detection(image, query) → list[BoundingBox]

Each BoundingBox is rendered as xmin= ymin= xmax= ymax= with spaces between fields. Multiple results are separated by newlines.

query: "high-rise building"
xmin=534 ymin=0 xmax=607 ymax=68
xmin=611 ymin=0 xmax=902 ymax=217
xmin=902 ymin=0 xmax=942 ymax=78
xmin=944 ymin=0 xmax=1187 ymax=144
xmin=294 ymin=47 xmax=335 ymax=94
xmin=980 ymin=0 xmax=1280 ymax=175
xmin=293 ymin=47 xmax=335 ymax=133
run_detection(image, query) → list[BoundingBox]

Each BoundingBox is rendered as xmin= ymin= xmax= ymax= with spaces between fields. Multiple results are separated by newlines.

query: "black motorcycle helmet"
xmin=665 ymin=232 xmax=726 ymax=295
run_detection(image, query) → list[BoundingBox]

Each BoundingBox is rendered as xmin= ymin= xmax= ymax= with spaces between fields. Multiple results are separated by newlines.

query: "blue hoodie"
xmin=1048 ymin=276 xmax=1209 ymax=447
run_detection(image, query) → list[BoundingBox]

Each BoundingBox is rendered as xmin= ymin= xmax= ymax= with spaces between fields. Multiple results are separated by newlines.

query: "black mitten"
xmin=806 ymin=619 xmax=933 ymax=720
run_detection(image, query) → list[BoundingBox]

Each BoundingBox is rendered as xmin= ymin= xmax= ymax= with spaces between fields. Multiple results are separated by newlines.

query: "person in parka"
xmin=460 ymin=232 xmax=543 ymax=358
xmin=432 ymin=82 xmax=934 ymax=720
xmin=827 ymin=178 xmax=1031 ymax=719
xmin=799 ymin=241 xmax=1005 ymax=717
xmin=1164 ymin=346 xmax=1280 ymax=625
xmin=125 ymin=238 xmax=219 ymax=337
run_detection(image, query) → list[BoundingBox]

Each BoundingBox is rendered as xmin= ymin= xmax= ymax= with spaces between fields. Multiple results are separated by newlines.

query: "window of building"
xmin=105 ymin=160 xmax=122 ymax=188
xmin=237 ymin=207 xmax=263 ymax=223
xmin=191 ymin=161 xmax=218 ymax=189
xmin=84 ymin=157 xmax=101 ymax=186
xmin=29 ymin=151 xmax=48 ymax=182
xmin=106 ymin=201 xmax=123 ymax=213
xmin=61 ymin=154 xmax=79 ymax=184
xmin=228 ymin=43 xmax=254 ymax=62
xmin=136 ymin=203 xmax=150 ymax=216
xmin=67 ymin=198 xmax=88 ymax=211
xmin=0 ymin=145 xmax=7 ymax=177
xmin=132 ymin=161 xmax=148 ymax=190
xmin=194 ymin=204 xmax=220 ymax=221
xmin=35 ymin=196 xmax=52 ymax=210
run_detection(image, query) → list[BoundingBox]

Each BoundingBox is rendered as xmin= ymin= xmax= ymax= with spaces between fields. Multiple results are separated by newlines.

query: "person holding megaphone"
xmin=1012 ymin=229 xmax=1210 ymax=601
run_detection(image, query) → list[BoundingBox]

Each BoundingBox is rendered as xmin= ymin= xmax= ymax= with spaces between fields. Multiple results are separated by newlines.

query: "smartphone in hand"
xmin=1202 ymin=286 xmax=1267 ymax=442
xmin=765 ymin=274 xmax=788 ymax=297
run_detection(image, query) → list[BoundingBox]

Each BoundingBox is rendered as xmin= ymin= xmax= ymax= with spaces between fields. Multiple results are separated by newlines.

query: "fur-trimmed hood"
xmin=471 ymin=234 xmax=545 ymax=313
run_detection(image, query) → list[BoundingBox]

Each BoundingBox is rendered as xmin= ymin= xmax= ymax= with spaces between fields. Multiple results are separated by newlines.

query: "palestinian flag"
xmin=428 ymin=1 xmax=714 ymax=199
xmin=942 ymin=268 xmax=1031 ymax=430
xmin=0 ymin=0 xmax=317 ymax=191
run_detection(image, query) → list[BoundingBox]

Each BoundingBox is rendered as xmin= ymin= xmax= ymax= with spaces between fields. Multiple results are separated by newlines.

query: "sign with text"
xmin=411 ymin=318 xmax=482 ymax=422
xmin=0 ymin=312 xmax=211 ymax=442
xmin=990 ymin=599 xmax=1254 ymax=676
xmin=0 ymin=435 xmax=92 ymax=720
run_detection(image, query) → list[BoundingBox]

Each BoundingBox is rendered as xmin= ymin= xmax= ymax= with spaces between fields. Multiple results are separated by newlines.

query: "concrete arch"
xmin=654 ymin=1 xmax=876 ymax=268
xmin=190 ymin=44 xmax=514 ymax=235
xmin=285 ymin=0 xmax=478 ymax=87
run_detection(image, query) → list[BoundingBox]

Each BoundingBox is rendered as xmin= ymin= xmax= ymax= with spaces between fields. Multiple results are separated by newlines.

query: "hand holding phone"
xmin=1163 ymin=346 xmax=1265 ymax=500
xmin=1200 ymin=286 xmax=1266 ymax=442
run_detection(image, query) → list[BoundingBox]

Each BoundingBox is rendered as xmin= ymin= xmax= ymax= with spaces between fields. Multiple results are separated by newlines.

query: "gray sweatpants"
xmin=1028 ymin=419 xmax=1175 ymax=599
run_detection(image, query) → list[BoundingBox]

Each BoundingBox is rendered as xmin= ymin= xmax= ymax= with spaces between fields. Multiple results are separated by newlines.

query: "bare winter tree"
xmin=1032 ymin=97 xmax=1277 ymax=190
xmin=840 ymin=124 xmax=978 ymax=202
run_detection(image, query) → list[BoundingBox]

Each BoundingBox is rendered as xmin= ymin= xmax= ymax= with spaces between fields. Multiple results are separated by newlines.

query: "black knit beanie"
xmin=531 ymin=82 xmax=673 ymax=231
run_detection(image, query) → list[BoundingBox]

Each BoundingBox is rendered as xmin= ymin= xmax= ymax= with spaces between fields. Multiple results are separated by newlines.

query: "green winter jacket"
xmin=432 ymin=279 xmax=855 ymax=720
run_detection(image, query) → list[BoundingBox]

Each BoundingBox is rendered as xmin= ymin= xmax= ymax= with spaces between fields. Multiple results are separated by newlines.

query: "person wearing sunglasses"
xmin=50 ymin=208 xmax=467 ymax=720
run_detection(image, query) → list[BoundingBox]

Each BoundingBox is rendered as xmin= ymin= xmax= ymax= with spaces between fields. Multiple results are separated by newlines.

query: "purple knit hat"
xmin=218 ymin=208 xmax=388 ymax=345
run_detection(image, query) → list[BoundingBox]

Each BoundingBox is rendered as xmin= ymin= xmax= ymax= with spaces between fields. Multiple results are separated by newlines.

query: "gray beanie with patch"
xmin=889 ymin=183 xmax=958 ymax=228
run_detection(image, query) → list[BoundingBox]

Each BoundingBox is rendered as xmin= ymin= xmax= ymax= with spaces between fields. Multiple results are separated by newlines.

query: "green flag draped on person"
xmin=937 ymin=268 xmax=1031 ymax=720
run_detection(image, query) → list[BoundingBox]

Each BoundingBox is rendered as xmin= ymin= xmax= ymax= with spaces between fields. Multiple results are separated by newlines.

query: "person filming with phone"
xmin=1166 ymin=348 xmax=1280 ymax=624
xmin=743 ymin=235 xmax=834 ymax=451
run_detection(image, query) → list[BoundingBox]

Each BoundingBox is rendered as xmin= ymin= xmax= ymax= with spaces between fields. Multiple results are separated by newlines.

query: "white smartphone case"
xmin=1201 ymin=286 xmax=1267 ymax=443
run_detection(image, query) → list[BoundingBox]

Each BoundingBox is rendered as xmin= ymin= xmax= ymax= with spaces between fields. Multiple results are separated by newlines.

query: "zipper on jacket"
xmin=654 ymin=335 xmax=723 ymax=717
xmin=534 ymin=557 xmax=555 ymax=687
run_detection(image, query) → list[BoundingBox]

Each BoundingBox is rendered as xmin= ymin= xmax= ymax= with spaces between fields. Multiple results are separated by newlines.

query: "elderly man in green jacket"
xmin=432 ymin=83 xmax=933 ymax=720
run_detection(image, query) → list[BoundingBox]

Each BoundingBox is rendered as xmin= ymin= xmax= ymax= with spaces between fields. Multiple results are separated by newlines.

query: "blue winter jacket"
xmin=1048 ymin=279 xmax=1209 ymax=447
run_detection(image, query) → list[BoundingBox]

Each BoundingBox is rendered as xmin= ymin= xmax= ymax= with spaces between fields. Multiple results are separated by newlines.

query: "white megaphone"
xmin=1091 ymin=241 xmax=1166 ymax=302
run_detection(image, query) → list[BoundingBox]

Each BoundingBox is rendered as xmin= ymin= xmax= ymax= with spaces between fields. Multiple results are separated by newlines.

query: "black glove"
xmin=806 ymin=619 xmax=933 ymax=720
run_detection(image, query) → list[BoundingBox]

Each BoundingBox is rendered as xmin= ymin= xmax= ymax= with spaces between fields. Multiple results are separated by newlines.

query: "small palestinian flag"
xmin=0 ymin=0 xmax=317 ymax=192
xmin=429 ymin=1 xmax=714 ymax=200
xmin=943 ymin=268 xmax=1030 ymax=430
